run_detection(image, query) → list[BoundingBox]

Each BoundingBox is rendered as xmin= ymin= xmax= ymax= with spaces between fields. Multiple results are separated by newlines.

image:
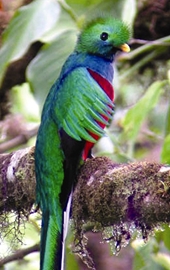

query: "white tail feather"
xmin=61 ymin=190 xmax=73 ymax=270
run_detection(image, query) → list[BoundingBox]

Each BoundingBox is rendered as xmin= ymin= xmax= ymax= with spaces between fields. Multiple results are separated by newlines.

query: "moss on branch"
xmin=0 ymin=147 xmax=170 ymax=268
xmin=72 ymin=157 xmax=170 ymax=268
xmin=73 ymin=157 xmax=170 ymax=227
xmin=0 ymin=147 xmax=36 ymax=214
xmin=0 ymin=147 xmax=170 ymax=224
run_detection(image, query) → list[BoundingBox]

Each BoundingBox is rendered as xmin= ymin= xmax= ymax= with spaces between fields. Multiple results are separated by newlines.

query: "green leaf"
xmin=155 ymin=225 xmax=170 ymax=251
xmin=161 ymin=134 xmax=170 ymax=164
xmin=0 ymin=0 xmax=60 ymax=85
xmin=67 ymin=0 xmax=103 ymax=6
xmin=152 ymin=253 xmax=170 ymax=270
xmin=122 ymin=81 xmax=166 ymax=141
xmin=11 ymin=83 xmax=40 ymax=122
xmin=163 ymin=225 xmax=170 ymax=251
xmin=165 ymin=104 xmax=170 ymax=136
xmin=122 ymin=0 xmax=136 ymax=25
xmin=65 ymin=230 xmax=79 ymax=270
xmin=67 ymin=0 xmax=133 ymax=22
xmin=27 ymin=30 xmax=77 ymax=108
xmin=132 ymin=239 xmax=161 ymax=270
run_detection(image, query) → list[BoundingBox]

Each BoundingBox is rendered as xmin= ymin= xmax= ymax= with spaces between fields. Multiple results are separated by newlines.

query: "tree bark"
xmin=0 ymin=147 xmax=170 ymax=268
xmin=0 ymin=147 xmax=36 ymax=214
xmin=71 ymin=157 xmax=170 ymax=268
xmin=0 ymin=147 xmax=170 ymax=223
xmin=73 ymin=157 xmax=170 ymax=228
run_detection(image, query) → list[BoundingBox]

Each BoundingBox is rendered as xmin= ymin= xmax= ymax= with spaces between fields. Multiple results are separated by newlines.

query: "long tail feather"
xmin=40 ymin=211 xmax=49 ymax=268
xmin=61 ymin=191 xmax=73 ymax=270
xmin=41 ymin=213 xmax=62 ymax=270
xmin=40 ymin=194 xmax=72 ymax=270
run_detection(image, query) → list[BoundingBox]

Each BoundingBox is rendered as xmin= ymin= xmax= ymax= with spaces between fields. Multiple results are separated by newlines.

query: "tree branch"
xmin=0 ymin=243 xmax=39 ymax=266
xmin=0 ymin=147 xmax=170 ymax=268
xmin=0 ymin=125 xmax=39 ymax=153
xmin=73 ymin=157 xmax=170 ymax=228
xmin=0 ymin=147 xmax=36 ymax=214
xmin=72 ymin=157 xmax=170 ymax=268
xmin=0 ymin=147 xmax=170 ymax=223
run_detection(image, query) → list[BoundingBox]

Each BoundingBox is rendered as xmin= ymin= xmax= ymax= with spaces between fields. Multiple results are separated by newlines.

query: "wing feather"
xmin=51 ymin=67 xmax=114 ymax=142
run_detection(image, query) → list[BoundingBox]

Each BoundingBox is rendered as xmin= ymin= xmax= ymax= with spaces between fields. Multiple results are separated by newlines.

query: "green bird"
xmin=35 ymin=16 xmax=130 ymax=270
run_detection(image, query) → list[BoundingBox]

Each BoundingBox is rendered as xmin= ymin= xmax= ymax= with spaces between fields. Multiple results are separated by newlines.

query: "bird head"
xmin=76 ymin=16 xmax=131 ymax=59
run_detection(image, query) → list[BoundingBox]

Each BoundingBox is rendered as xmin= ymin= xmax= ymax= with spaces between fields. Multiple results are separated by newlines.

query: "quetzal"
xmin=35 ymin=16 xmax=130 ymax=270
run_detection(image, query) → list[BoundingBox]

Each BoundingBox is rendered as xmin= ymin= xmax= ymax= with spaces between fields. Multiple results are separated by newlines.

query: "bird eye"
xmin=100 ymin=32 xmax=109 ymax=41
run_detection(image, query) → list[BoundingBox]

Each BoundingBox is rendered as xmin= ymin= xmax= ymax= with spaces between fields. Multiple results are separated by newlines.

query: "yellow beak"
xmin=119 ymin=43 xmax=130 ymax=52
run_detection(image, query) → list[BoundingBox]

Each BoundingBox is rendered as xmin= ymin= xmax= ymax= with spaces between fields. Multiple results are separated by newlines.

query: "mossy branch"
xmin=72 ymin=157 xmax=170 ymax=268
xmin=0 ymin=147 xmax=170 ymax=268
xmin=0 ymin=147 xmax=36 ymax=214
xmin=73 ymin=157 xmax=170 ymax=227
xmin=0 ymin=147 xmax=170 ymax=223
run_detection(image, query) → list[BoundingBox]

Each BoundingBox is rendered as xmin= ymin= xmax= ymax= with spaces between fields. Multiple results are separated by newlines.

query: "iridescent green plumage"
xmin=35 ymin=16 xmax=130 ymax=270
xmin=53 ymin=68 xmax=113 ymax=142
xmin=76 ymin=17 xmax=130 ymax=55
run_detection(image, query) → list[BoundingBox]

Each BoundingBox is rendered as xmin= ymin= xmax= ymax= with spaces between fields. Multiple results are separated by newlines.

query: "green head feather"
xmin=76 ymin=16 xmax=131 ymax=58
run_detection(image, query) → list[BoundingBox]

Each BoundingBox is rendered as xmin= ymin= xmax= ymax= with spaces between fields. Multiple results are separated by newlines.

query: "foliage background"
xmin=0 ymin=0 xmax=170 ymax=269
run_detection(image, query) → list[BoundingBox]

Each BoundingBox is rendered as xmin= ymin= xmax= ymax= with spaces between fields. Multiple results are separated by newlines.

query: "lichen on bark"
xmin=0 ymin=147 xmax=36 ymax=246
xmin=0 ymin=148 xmax=170 ymax=268
xmin=72 ymin=156 xmax=170 ymax=269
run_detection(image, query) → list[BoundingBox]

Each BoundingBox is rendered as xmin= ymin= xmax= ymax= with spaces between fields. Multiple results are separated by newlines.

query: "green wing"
xmin=51 ymin=67 xmax=114 ymax=142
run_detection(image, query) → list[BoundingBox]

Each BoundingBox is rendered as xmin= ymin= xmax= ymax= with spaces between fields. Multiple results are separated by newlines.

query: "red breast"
xmin=82 ymin=68 xmax=114 ymax=160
